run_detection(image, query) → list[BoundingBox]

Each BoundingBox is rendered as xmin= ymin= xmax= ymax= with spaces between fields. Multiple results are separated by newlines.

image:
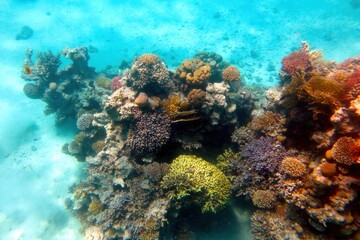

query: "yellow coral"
xmin=280 ymin=157 xmax=307 ymax=177
xmin=161 ymin=155 xmax=231 ymax=213
xmin=222 ymin=66 xmax=241 ymax=81
xmin=176 ymin=59 xmax=211 ymax=85
xmin=186 ymin=65 xmax=211 ymax=84
xmin=88 ymin=199 xmax=103 ymax=215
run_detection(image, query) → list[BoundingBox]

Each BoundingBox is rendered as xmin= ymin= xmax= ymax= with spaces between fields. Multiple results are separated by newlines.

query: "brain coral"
xmin=332 ymin=137 xmax=360 ymax=165
xmin=222 ymin=66 xmax=241 ymax=81
xmin=252 ymin=190 xmax=277 ymax=209
xmin=280 ymin=157 xmax=307 ymax=177
xmin=130 ymin=110 xmax=171 ymax=156
xmin=161 ymin=155 xmax=231 ymax=213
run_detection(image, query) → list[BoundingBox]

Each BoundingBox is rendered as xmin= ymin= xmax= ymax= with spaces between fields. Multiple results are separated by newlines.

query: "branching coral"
xmin=280 ymin=45 xmax=311 ymax=82
xmin=161 ymin=155 xmax=231 ymax=213
xmin=240 ymin=136 xmax=290 ymax=174
xmin=251 ymin=190 xmax=277 ymax=209
xmin=76 ymin=113 xmax=94 ymax=130
xmin=247 ymin=111 xmax=286 ymax=137
xmin=130 ymin=110 xmax=171 ymax=156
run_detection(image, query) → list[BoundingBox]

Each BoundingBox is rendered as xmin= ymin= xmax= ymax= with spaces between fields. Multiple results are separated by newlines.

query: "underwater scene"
xmin=1 ymin=0 xmax=360 ymax=239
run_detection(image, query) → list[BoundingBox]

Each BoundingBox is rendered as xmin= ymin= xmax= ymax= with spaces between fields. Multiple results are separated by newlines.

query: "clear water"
xmin=0 ymin=0 xmax=359 ymax=239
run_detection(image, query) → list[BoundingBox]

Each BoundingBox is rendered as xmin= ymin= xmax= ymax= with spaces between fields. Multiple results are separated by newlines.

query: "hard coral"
xmin=138 ymin=54 xmax=161 ymax=65
xmin=162 ymin=94 xmax=198 ymax=123
xmin=176 ymin=58 xmax=211 ymax=86
xmin=187 ymin=88 xmax=206 ymax=107
xmin=252 ymin=190 xmax=277 ymax=209
xmin=161 ymin=155 xmax=231 ymax=213
xmin=76 ymin=113 xmax=94 ymax=131
xmin=222 ymin=66 xmax=241 ymax=81
xmin=331 ymin=137 xmax=360 ymax=165
xmin=280 ymin=157 xmax=306 ymax=178
xmin=241 ymin=136 xmax=289 ymax=174
xmin=130 ymin=110 xmax=171 ymax=156
xmin=247 ymin=111 xmax=285 ymax=137
xmin=280 ymin=50 xmax=311 ymax=82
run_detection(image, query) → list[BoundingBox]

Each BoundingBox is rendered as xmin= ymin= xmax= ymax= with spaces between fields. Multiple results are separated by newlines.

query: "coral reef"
xmin=161 ymin=155 xmax=231 ymax=213
xmin=23 ymin=42 xmax=360 ymax=239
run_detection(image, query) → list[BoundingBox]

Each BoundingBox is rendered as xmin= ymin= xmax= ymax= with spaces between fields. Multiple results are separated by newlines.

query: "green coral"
xmin=161 ymin=155 xmax=231 ymax=213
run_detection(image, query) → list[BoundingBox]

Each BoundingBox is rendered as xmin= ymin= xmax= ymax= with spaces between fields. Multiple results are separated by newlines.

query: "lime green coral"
xmin=161 ymin=155 xmax=231 ymax=213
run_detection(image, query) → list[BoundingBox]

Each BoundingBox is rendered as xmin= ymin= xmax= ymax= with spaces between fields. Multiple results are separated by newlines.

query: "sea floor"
xmin=0 ymin=0 xmax=359 ymax=239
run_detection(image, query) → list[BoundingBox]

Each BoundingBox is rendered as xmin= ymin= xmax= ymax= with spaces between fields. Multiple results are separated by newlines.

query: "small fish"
xmin=24 ymin=65 xmax=32 ymax=74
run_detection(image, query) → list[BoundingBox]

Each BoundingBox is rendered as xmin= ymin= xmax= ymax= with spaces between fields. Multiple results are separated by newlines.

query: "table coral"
xmin=161 ymin=155 xmax=231 ymax=213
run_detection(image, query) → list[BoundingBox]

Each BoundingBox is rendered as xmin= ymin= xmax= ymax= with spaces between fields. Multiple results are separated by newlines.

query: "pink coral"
xmin=111 ymin=76 xmax=122 ymax=92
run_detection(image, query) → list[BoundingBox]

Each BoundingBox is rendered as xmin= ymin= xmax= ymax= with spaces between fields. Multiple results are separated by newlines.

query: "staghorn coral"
xmin=222 ymin=65 xmax=241 ymax=81
xmin=251 ymin=190 xmax=277 ymax=209
xmin=280 ymin=157 xmax=307 ymax=178
xmin=331 ymin=137 xmax=360 ymax=165
xmin=161 ymin=155 xmax=231 ymax=213
xmin=129 ymin=110 xmax=171 ymax=156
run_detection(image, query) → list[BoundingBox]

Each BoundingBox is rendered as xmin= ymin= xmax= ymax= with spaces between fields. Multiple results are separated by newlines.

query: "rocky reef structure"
xmin=22 ymin=47 xmax=109 ymax=124
xmin=22 ymin=43 xmax=360 ymax=239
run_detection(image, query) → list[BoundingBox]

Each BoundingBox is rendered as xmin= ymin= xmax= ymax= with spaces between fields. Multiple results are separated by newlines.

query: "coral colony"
xmin=22 ymin=42 xmax=360 ymax=239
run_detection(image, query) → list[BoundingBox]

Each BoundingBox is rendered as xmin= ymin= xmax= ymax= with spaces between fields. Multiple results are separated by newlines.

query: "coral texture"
xmin=161 ymin=155 xmax=231 ymax=213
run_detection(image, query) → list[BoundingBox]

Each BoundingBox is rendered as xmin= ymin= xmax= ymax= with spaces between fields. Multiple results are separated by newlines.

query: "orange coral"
xmin=222 ymin=66 xmax=241 ymax=81
xmin=162 ymin=94 xmax=198 ymax=123
xmin=331 ymin=137 xmax=360 ymax=165
xmin=280 ymin=157 xmax=307 ymax=177
xmin=176 ymin=59 xmax=211 ymax=86
xmin=138 ymin=54 xmax=161 ymax=65
xmin=320 ymin=162 xmax=337 ymax=177
xmin=252 ymin=190 xmax=277 ymax=209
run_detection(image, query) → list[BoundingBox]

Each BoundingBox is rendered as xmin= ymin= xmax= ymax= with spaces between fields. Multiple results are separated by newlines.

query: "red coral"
xmin=331 ymin=137 xmax=360 ymax=165
xmin=110 ymin=76 xmax=122 ymax=92
xmin=281 ymin=51 xmax=311 ymax=79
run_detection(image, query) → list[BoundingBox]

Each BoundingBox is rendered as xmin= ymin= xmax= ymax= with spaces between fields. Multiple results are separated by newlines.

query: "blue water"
xmin=0 ymin=0 xmax=359 ymax=239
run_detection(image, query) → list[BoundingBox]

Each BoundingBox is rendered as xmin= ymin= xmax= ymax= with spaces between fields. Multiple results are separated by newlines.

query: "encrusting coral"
xmin=161 ymin=155 xmax=231 ymax=213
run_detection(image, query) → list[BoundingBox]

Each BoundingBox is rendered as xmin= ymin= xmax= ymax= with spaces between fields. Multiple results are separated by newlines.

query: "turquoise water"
xmin=0 ymin=0 xmax=359 ymax=239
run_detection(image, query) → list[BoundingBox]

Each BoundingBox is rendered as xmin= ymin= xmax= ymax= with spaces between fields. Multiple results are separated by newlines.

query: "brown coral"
xmin=252 ymin=190 xmax=277 ymax=209
xmin=187 ymin=88 xmax=206 ymax=107
xmin=280 ymin=157 xmax=307 ymax=177
xmin=332 ymin=137 xmax=360 ymax=165
xmin=222 ymin=66 xmax=241 ymax=81
xmin=320 ymin=162 xmax=337 ymax=177
xmin=138 ymin=54 xmax=161 ymax=65
xmin=247 ymin=111 xmax=286 ymax=137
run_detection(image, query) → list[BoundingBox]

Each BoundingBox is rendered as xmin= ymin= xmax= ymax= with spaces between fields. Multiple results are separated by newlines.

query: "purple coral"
xmin=241 ymin=136 xmax=289 ymax=174
xmin=130 ymin=110 xmax=171 ymax=156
